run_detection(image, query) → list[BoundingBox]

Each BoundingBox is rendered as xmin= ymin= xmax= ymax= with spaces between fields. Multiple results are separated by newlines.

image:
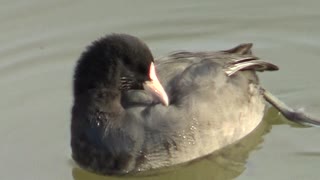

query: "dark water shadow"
xmin=71 ymin=107 xmax=279 ymax=180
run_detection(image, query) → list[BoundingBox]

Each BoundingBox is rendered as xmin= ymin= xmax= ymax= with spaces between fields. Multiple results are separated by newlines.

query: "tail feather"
xmin=222 ymin=43 xmax=253 ymax=55
xmin=224 ymin=59 xmax=279 ymax=76
xmin=222 ymin=43 xmax=279 ymax=76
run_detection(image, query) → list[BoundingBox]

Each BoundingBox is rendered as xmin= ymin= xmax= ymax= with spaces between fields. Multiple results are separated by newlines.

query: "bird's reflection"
xmin=72 ymin=107 xmax=280 ymax=180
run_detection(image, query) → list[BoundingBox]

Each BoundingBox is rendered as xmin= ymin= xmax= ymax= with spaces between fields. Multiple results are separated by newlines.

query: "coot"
xmin=71 ymin=34 xmax=320 ymax=175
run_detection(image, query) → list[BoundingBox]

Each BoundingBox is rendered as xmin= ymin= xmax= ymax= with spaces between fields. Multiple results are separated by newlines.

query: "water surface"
xmin=1 ymin=1 xmax=320 ymax=180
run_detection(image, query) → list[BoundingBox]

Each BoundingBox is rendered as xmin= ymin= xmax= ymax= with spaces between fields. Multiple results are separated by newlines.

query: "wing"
xmin=133 ymin=44 xmax=278 ymax=171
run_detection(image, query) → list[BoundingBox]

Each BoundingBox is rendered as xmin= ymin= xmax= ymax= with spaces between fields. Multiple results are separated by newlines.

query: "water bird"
xmin=71 ymin=34 xmax=320 ymax=175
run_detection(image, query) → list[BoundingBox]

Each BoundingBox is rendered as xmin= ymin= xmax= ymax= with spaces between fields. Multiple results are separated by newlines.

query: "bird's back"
xmin=132 ymin=44 xmax=277 ymax=171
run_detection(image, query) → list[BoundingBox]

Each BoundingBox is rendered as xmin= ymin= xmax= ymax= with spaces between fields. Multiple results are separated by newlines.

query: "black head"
xmin=73 ymin=34 xmax=169 ymax=105
xmin=73 ymin=34 xmax=154 ymax=96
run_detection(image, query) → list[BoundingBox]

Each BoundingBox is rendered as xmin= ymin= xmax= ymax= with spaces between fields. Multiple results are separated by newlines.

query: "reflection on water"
xmin=72 ymin=108 xmax=277 ymax=180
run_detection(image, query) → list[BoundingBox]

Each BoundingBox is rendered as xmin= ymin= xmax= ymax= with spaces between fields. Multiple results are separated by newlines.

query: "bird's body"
xmin=71 ymin=34 xmax=278 ymax=175
xmin=120 ymin=49 xmax=272 ymax=173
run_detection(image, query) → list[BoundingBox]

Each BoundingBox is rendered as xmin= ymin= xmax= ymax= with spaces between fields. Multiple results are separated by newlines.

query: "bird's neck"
xmin=88 ymin=87 xmax=123 ymax=111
